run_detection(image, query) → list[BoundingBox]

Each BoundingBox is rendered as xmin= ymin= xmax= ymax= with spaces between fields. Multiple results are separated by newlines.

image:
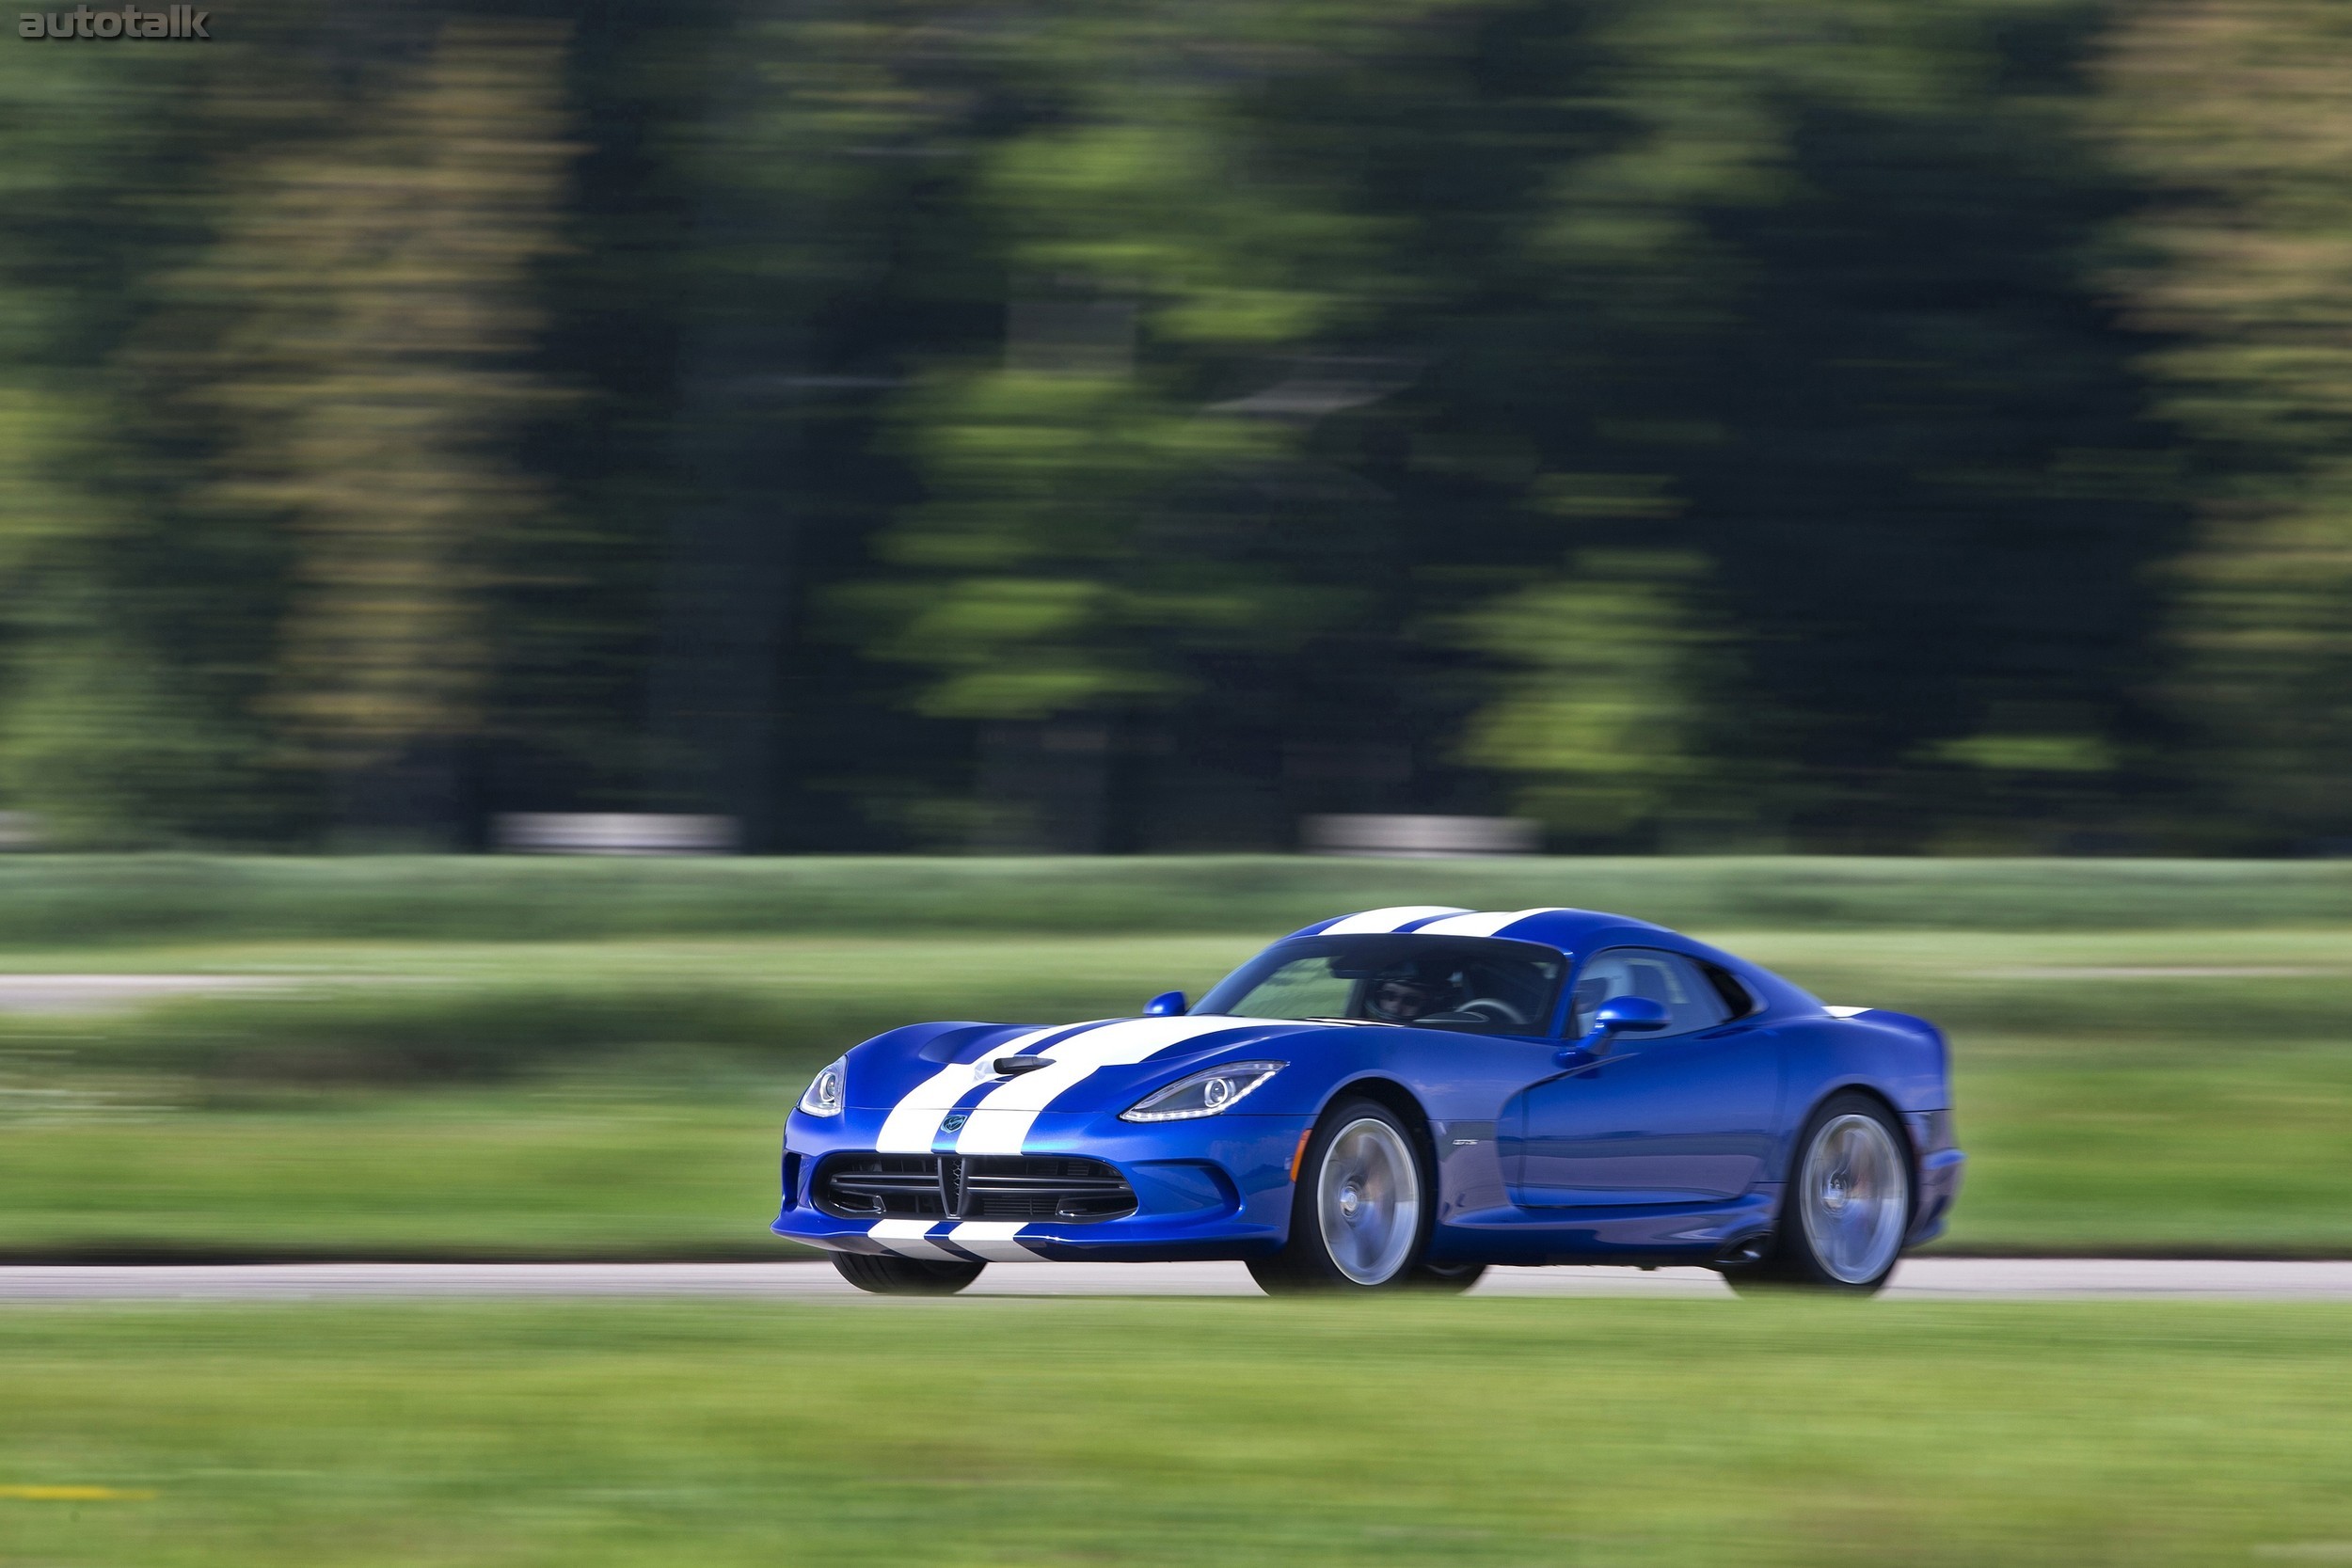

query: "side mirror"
xmin=1143 ymin=990 xmax=1188 ymax=1018
xmin=1555 ymin=995 xmax=1670 ymax=1066
xmin=1594 ymin=996 xmax=1671 ymax=1034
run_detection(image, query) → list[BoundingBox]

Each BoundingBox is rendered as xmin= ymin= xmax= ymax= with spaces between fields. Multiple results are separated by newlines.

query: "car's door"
xmin=1504 ymin=947 xmax=1784 ymax=1207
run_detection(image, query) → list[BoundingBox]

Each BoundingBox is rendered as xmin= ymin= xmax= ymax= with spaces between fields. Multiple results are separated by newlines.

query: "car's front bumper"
xmin=772 ymin=1106 xmax=1315 ymax=1262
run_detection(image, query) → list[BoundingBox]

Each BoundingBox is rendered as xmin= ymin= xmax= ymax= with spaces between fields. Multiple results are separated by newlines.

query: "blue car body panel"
xmin=773 ymin=905 xmax=1965 ymax=1268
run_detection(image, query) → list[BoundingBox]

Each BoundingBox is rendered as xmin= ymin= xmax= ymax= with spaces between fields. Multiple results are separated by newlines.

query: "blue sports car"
xmin=774 ymin=905 xmax=1964 ymax=1295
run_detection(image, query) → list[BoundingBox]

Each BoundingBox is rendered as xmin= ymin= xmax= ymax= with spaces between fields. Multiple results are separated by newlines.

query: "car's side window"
xmin=1569 ymin=947 xmax=1731 ymax=1037
xmin=1700 ymin=961 xmax=1757 ymax=1020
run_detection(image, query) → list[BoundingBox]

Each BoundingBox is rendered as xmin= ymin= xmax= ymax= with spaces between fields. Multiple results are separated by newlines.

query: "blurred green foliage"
xmin=2102 ymin=1 xmax=2352 ymax=844
xmin=1454 ymin=550 xmax=1718 ymax=835
xmin=0 ymin=0 xmax=2341 ymax=851
xmin=180 ymin=21 xmax=576 ymax=778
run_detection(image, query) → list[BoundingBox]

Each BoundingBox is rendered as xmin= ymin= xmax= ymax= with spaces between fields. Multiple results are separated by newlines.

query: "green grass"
xmin=6 ymin=853 xmax=2352 ymax=946
xmin=4 ymin=922 xmax=2352 ymax=1257
xmin=0 ymin=935 xmax=1261 ymax=1082
xmin=2 ymin=1298 xmax=2350 ymax=1566
xmin=0 ymin=1079 xmax=782 ymax=1259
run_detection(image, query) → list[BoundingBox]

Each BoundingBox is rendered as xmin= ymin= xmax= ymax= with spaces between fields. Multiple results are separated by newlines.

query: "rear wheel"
xmin=831 ymin=1251 xmax=986 ymax=1296
xmin=1727 ymin=1092 xmax=1912 ymax=1296
xmin=1249 ymin=1100 xmax=1435 ymax=1294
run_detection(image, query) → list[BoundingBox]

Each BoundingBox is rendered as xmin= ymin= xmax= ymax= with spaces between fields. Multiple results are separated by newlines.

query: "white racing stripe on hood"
xmin=953 ymin=1014 xmax=1269 ymax=1156
xmin=869 ymin=1217 xmax=960 ymax=1260
xmin=1412 ymin=907 xmax=1565 ymax=938
xmin=1320 ymin=905 xmax=1470 ymax=934
xmin=872 ymin=1023 xmax=1078 ymax=1153
xmin=947 ymin=1221 xmax=1040 ymax=1261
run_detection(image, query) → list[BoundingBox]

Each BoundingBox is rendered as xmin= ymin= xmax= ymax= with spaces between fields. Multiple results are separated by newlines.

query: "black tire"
xmin=1402 ymin=1260 xmax=1487 ymax=1293
xmin=831 ymin=1250 xmax=987 ymax=1296
xmin=1248 ymin=1098 xmax=1438 ymax=1294
xmin=1728 ymin=1091 xmax=1912 ymax=1296
xmin=1723 ymin=1267 xmax=1793 ymax=1298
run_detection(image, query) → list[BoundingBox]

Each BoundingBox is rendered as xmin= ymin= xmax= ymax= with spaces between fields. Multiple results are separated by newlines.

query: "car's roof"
xmin=1286 ymin=906 xmax=1679 ymax=958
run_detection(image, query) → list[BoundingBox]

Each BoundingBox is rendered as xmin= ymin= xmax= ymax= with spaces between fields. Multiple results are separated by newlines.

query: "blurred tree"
xmin=835 ymin=0 xmax=2192 ymax=852
xmin=0 ymin=0 xmax=2242 ymax=853
xmin=1452 ymin=549 xmax=1719 ymax=842
xmin=853 ymin=2 xmax=1412 ymax=848
xmin=641 ymin=0 xmax=995 ymax=849
xmin=177 ymin=18 xmax=577 ymax=841
xmin=484 ymin=1 xmax=723 ymax=828
xmin=0 ymin=33 xmax=288 ymax=846
xmin=2105 ymin=0 xmax=2352 ymax=847
xmin=1507 ymin=0 xmax=2183 ymax=849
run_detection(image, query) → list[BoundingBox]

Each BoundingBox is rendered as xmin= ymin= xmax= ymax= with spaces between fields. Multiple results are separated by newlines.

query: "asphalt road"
xmin=4 ymin=1258 xmax=2350 ymax=1301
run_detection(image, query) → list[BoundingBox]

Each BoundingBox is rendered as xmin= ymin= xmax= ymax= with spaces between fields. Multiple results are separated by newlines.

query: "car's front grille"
xmin=814 ymin=1153 xmax=1136 ymax=1225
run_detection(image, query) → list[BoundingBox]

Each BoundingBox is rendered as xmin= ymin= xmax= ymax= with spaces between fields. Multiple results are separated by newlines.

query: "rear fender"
xmin=1774 ymin=1012 xmax=1949 ymax=1167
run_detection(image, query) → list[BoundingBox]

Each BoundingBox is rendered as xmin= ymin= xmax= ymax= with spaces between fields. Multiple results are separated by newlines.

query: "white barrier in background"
xmin=1302 ymin=814 xmax=1540 ymax=858
xmin=494 ymin=813 xmax=738 ymax=856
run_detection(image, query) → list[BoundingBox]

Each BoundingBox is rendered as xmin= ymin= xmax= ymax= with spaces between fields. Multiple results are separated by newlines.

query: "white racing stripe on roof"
xmin=1411 ymin=908 xmax=1565 ymax=938
xmin=1319 ymin=905 xmax=1471 ymax=934
xmin=872 ymin=1024 xmax=1071 ymax=1153
xmin=953 ymin=1015 xmax=1258 ymax=1157
xmin=946 ymin=1221 xmax=1041 ymax=1261
xmin=869 ymin=1218 xmax=961 ymax=1260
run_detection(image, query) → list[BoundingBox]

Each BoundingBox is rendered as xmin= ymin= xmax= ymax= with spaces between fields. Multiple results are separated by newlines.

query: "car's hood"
xmin=841 ymin=1014 xmax=1350 ymax=1133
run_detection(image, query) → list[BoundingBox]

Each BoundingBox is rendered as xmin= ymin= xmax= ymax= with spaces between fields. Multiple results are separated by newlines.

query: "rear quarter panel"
xmin=1773 ymin=1010 xmax=1951 ymax=1167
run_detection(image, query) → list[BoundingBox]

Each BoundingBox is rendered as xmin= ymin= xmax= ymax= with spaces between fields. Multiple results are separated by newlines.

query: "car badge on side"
xmin=941 ymin=1111 xmax=969 ymax=1133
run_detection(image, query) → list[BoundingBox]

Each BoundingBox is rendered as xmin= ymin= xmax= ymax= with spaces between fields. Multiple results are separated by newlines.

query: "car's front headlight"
xmin=1120 ymin=1061 xmax=1284 ymax=1122
xmin=798 ymin=1057 xmax=846 ymax=1117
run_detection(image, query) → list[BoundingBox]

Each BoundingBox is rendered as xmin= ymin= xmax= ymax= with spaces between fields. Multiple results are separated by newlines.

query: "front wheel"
xmin=1728 ymin=1092 xmax=1912 ymax=1296
xmin=831 ymin=1251 xmax=986 ymax=1296
xmin=1249 ymin=1100 xmax=1435 ymax=1294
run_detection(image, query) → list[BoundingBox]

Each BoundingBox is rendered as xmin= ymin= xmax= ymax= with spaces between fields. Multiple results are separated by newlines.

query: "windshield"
xmin=1194 ymin=935 xmax=1566 ymax=1034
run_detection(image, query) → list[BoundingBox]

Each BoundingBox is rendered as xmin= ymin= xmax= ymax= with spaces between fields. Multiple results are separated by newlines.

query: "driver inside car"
xmin=1364 ymin=965 xmax=1461 ymax=1023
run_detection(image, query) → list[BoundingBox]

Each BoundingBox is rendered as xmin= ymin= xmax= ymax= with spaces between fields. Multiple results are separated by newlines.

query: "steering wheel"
xmin=1454 ymin=996 xmax=1529 ymax=1027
